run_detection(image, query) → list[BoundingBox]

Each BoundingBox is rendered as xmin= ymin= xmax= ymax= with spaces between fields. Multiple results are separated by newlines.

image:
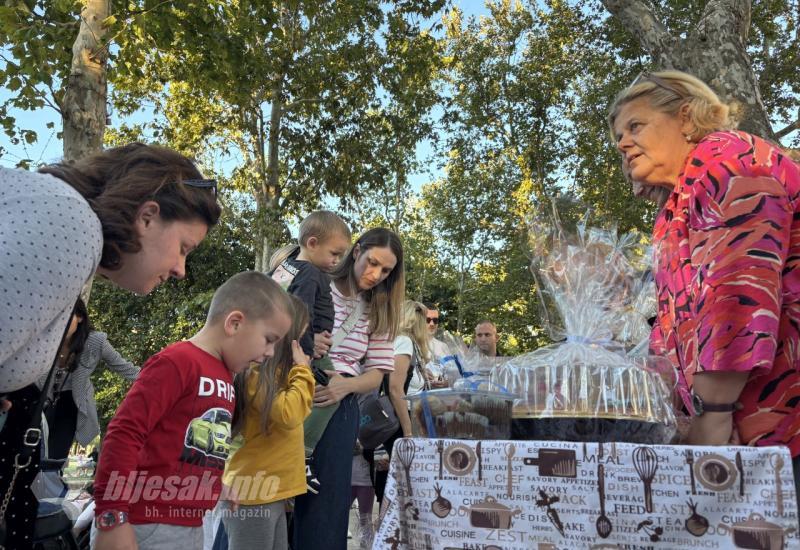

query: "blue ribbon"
xmin=420 ymin=393 xmax=437 ymax=437
xmin=457 ymin=378 xmax=512 ymax=394
xmin=442 ymin=354 xmax=465 ymax=376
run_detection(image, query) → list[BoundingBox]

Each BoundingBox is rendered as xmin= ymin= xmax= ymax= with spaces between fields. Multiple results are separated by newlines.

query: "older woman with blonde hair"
xmin=609 ymin=70 xmax=800 ymax=497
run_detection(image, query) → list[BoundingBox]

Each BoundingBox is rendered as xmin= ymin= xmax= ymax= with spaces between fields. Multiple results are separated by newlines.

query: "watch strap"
xmin=701 ymin=401 xmax=739 ymax=412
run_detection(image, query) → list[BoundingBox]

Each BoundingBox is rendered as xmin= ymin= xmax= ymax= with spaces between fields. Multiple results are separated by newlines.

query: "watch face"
xmin=98 ymin=511 xmax=117 ymax=528
xmin=692 ymin=393 xmax=703 ymax=416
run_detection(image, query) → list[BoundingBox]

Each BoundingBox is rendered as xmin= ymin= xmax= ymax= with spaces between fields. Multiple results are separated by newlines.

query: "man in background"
xmin=474 ymin=320 xmax=499 ymax=357
xmin=425 ymin=305 xmax=449 ymax=360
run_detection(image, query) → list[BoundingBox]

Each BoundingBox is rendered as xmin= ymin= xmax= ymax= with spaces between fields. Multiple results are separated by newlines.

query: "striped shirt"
xmin=329 ymin=282 xmax=394 ymax=376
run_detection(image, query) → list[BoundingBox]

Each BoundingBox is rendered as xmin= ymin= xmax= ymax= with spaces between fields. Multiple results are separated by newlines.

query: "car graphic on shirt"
xmin=184 ymin=407 xmax=232 ymax=458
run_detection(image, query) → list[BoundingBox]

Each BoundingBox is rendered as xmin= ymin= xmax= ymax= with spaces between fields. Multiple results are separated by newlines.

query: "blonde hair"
xmin=232 ymin=295 xmax=309 ymax=437
xmin=608 ymin=70 xmax=739 ymax=142
xmin=400 ymin=300 xmax=431 ymax=364
xmin=330 ymin=228 xmax=405 ymax=339
xmin=207 ymin=271 xmax=292 ymax=324
xmin=269 ymin=211 xmax=351 ymax=271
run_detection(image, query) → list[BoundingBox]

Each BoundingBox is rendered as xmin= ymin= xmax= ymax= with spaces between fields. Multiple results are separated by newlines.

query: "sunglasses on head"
xmin=630 ymin=72 xmax=685 ymax=100
xmin=154 ymin=177 xmax=218 ymax=198
xmin=182 ymin=178 xmax=218 ymax=196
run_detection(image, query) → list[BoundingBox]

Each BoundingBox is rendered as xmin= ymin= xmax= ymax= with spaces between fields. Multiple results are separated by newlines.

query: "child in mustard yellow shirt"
xmin=220 ymin=295 xmax=315 ymax=549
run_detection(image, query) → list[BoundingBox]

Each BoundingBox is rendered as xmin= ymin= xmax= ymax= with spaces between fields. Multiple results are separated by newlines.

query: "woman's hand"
xmin=425 ymin=368 xmax=448 ymax=388
xmin=729 ymin=425 xmax=742 ymax=445
xmin=292 ymin=340 xmax=310 ymax=367
xmin=1 ymin=397 xmax=10 ymax=412
xmin=313 ymin=331 xmax=332 ymax=359
xmin=313 ymin=373 xmax=351 ymax=407
xmin=686 ymin=412 xmax=735 ymax=446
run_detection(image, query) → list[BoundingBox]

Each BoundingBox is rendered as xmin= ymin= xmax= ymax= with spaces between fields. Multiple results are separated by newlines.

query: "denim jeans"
xmin=292 ymin=394 xmax=359 ymax=550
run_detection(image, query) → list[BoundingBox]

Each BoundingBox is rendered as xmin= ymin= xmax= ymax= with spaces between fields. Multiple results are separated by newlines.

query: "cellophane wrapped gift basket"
xmin=491 ymin=204 xmax=679 ymax=443
xmin=406 ymin=332 xmax=516 ymax=440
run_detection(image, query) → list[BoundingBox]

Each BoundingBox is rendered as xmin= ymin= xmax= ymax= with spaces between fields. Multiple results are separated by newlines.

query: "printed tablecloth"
xmin=374 ymin=438 xmax=799 ymax=549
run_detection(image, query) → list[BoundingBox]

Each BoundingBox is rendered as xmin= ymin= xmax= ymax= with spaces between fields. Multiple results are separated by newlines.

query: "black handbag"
xmin=0 ymin=307 xmax=75 ymax=549
xmin=357 ymin=376 xmax=400 ymax=450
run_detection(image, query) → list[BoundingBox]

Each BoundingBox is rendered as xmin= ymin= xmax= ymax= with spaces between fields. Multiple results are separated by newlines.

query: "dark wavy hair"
xmin=65 ymin=298 xmax=93 ymax=372
xmin=39 ymin=143 xmax=221 ymax=271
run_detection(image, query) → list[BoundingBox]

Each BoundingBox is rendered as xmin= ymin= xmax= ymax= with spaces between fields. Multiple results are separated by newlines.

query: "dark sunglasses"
xmin=426 ymin=317 xmax=440 ymax=325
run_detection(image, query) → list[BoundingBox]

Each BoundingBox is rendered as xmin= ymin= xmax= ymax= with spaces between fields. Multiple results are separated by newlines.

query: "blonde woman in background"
xmin=372 ymin=300 xmax=431 ymax=506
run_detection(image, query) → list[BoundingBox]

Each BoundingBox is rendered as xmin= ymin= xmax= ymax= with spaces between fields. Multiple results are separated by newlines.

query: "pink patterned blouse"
xmin=650 ymin=131 xmax=800 ymax=456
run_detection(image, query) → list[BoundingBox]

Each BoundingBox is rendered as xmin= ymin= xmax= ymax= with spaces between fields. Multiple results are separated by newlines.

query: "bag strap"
xmin=20 ymin=316 xmax=74 ymax=465
xmin=380 ymin=372 xmax=390 ymax=396
xmin=0 ymin=307 xmax=74 ymax=546
xmin=330 ymin=296 xmax=365 ymax=350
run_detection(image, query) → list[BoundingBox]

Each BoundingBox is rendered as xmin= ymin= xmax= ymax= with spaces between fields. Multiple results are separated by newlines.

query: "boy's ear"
xmin=306 ymin=236 xmax=319 ymax=249
xmin=223 ymin=310 xmax=246 ymax=335
xmin=352 ymin=243 xmax=361 ymax=260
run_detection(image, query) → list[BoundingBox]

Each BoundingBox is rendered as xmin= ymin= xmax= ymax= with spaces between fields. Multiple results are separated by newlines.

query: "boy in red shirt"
xmin=93 ymin=272 xmax=293 ymax=550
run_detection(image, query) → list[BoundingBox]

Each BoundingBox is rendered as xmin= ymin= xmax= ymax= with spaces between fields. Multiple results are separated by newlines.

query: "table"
xmin=374 ymin=438 xmax=799 ymax=549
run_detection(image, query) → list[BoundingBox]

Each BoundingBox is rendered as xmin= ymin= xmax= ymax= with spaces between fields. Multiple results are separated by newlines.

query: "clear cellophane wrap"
xmin=490 ymin=205 xmax=677 ymax=443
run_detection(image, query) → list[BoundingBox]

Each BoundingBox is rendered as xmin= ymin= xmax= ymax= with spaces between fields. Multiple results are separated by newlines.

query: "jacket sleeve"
xmin=685 ymin=145 xmax=792 ymax=376
xmin=288 ymin=265 xmax=322 ymax=357
xmin=99 ymin=334 xmax=140 ymax=381
xmin=93 ymin=354 xmax=189 ymax=514
xmin=266 ymin=365 xmax=315 ymax=430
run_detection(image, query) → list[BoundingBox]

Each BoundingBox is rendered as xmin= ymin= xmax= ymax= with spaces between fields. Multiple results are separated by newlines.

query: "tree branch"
xmin=284 ymin=93 xmax=342 ymax=112
xmin=776 ymin=113 xmax=800 ymax=139
xmin=699 ymin=0 xmax=751 ymax=45
xmin=601 ymin=0 xmax=673 ymax=61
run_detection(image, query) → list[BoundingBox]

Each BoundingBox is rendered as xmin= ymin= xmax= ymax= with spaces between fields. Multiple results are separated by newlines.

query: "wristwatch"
xmin=95 ymin=510 xmax=129 ymax=531
xmin=691 ymin=388 xmax=740 ymax=417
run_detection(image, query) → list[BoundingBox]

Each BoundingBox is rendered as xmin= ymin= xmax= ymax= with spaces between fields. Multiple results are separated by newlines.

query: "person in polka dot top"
xmin=0 ymin=143 xmax=221 ymax=550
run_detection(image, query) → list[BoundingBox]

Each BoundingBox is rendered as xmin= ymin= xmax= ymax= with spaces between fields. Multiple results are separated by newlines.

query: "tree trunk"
xmin=254 ymin=76 xmax=285 ymax=272
xmin=62 ymin=0 xmax=110 ymax=304
xmin=456 ymin=262 xmax=467 ymax=334
xmin=393 ymin=164 xmax=406 ymax=232
xmin=602 ymin=0 xmax=776 ymax=140
xmin=62 ymin=0 xmax=110 ymax=162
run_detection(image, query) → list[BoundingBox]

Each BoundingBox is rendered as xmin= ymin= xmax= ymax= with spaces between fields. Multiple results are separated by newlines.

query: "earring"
xmin=684 ymin=133 xmax=692 ymax=142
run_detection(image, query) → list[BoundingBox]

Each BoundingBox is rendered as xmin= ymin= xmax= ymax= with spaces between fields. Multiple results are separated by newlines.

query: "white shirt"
xmin=394 ymin=335 xmax=425 ymax=396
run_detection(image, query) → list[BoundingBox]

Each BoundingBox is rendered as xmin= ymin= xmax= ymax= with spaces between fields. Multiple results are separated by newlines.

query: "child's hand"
xmin=220 ymin=483 xmax=241 ymax=513
xmin=292 ymin=340 xmax=311 ymax=367
xmin=95 ymin=522 xmax=138 ymax=550
xmin=313 ymin=331 xmax=332 ymax=358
